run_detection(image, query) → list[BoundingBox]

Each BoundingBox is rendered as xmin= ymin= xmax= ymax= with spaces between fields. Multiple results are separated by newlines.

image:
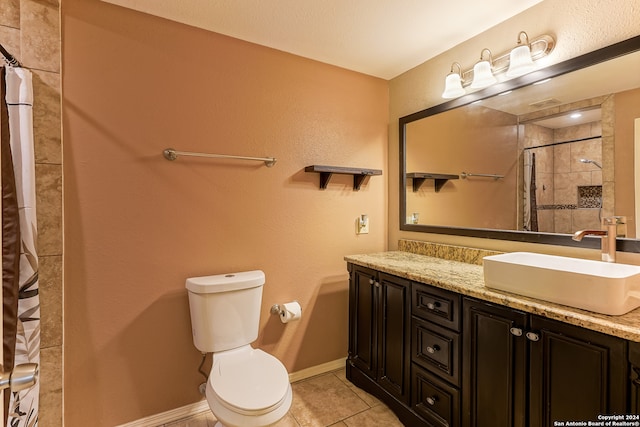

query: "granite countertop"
xmin=344 ymin=251 xmax=640 ymax=342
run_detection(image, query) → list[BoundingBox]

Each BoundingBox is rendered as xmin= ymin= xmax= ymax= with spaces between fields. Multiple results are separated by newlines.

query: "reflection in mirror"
xmin=400 ymin=36 xmax=640 ymax=251
xmin=520 ymin=107 xmax=606 ymax=235
xmin=405 ymin=103 xmax=518 ymax=229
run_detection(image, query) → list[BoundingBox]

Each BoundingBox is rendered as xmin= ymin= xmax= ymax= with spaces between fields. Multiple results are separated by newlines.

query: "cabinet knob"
xmin=374 ymin=281 xmax=380 ymax=288
xmin=510 ymin=327 xmax=523 ymax=337
xmin=526 ymin=332 xmax=540 ymax=342
xmin=369 ymin=278 xmax=374 ymax=285
xmin=426 ymin=301 xmax=441 ymax=310
xmin=426 ymin=396 xmax=438 ymax=406
xmin=426 ymin=345 xmax=441 ymax=354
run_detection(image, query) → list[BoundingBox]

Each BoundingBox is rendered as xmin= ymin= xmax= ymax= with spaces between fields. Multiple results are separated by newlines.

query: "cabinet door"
xmin=377 ymin=273 xmax=411 ymax=403
xmin=348 ymin=265 xmax=378 ymax=380
xmin=529 ymin=316 xmax=627 ymax=427
xmin=463 ymin=298 xmax=528 ymax=427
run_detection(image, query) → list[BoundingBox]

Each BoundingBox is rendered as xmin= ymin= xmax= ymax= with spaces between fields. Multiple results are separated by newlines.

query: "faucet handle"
xmin=602 ymin=216 xmax=624 ymax=225
xmin=602 ymin=216 xmax=627 ymax=237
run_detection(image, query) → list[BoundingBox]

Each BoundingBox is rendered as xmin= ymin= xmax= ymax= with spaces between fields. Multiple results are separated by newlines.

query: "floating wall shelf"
xmin=407 ymin=172 xmax=459 ymax=192
xmin=305 ymin=165 xmax=382 ymax=191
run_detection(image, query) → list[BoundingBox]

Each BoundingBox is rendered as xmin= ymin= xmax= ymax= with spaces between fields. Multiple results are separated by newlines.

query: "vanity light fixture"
xmin=441 ymin=31 xmax=555 ymax=99
xmin=506 ymin=31 xmax=537 ymax=77
xmin=442 ymin=62 xmax=466 ymax=99
xmin=470 ymin=49 xmax=497 ymax=89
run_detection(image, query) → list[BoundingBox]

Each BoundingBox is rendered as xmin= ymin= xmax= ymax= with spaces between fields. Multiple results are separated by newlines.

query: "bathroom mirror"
xmin=400 ymin=35 xmax=640 ymax=252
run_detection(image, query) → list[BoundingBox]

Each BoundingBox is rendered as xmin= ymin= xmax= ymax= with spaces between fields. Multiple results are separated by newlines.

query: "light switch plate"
xmin=356 ymin=215 xmax=369 ymax=234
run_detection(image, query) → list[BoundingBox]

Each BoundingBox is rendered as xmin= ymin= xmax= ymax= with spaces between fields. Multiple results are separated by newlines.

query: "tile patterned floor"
xmin=162 ymin=369 xmax=403 ymax=427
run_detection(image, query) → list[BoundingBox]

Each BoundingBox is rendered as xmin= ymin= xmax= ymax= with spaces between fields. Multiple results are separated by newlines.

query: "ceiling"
xmin=101 ymin=0 xmax=543 ymax=79
xmin=479 ymin=50 xmax=640 ymax=127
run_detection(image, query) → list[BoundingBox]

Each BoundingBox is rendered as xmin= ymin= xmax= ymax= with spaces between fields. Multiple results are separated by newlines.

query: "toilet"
xmin=186 ymin=270 xmax=292 ymax=427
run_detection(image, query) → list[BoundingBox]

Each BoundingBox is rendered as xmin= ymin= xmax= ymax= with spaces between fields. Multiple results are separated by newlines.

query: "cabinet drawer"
xmin=412 ymin=317 xmax=460 ymax=386
xmin=412 ymin=363 xmax=460 ymax=427
xmin=412 ymin=282 xmax=461 ymax=331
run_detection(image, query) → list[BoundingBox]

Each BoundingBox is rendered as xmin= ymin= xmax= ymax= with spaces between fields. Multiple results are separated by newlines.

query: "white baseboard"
xmin=288 ymin=357 xmax=346 ymax=383
xmin=114 ymin=400 xmax=210 ymax=427
xmin=115 ymin=357 xmax=346 ymax=427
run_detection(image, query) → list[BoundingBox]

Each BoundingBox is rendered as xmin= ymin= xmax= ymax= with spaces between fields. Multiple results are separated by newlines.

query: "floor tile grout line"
xmin=325 ymin=378 xmax=380 ymax=426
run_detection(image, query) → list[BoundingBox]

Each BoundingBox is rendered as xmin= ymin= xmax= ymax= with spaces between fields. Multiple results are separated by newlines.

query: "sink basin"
xmin=483 ymin=252 xmax=640 ymax=315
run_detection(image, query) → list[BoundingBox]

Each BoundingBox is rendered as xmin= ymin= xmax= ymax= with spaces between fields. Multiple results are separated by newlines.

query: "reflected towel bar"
xmin=163 ymin=148 xmax=277 ymax=167
xmin=460 ymin=172 xmax=504 ymax=180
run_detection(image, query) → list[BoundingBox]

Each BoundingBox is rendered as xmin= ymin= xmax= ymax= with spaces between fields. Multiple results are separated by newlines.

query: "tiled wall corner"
xmin=39 ymin=346 xmax=62 ymax=427
xmin=19 ymin=0 xmax=60 ymax=73
xmin=0 ymin=0 xmax=20 ymax=29
xmin=32 ymin=70 xmax=61 ymax=164
xmin=1 ymin=0 xmax=62 ymax=426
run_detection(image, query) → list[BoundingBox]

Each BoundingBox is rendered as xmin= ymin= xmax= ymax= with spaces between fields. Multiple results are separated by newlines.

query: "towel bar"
xmin=460 ymin=172 xmax=504 ymax=180
xmin=163 ymin=148 xmax=277 ymax=167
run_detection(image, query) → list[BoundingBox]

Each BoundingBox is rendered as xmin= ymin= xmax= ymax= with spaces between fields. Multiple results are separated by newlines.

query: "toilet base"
xmin=207 ymin=382 xmax=292 ymax=427
xmin=207 ymin=386 xmax=293 ymax=427
xmin=206 ymin=347 xmax=292 ymax=427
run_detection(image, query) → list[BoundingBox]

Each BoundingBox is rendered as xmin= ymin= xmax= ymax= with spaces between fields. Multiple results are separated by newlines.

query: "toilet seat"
xmin=209 ymin=346 xmax=290 ymax=416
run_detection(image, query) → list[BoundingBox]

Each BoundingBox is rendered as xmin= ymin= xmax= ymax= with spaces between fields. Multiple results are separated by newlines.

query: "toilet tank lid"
xmin=186 ymin=270 xmax=265 ymax=294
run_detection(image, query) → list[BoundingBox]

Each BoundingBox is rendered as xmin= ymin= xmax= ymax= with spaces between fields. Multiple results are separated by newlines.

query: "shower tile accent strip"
xmin=536 ymin=204 xmax=578 ymax=210
xmin=345 ymin=250 xmax=640 ymax=342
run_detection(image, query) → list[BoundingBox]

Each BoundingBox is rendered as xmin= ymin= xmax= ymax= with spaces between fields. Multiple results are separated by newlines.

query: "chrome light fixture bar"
xmin=442 ymin=32 xmax=555 ymax=99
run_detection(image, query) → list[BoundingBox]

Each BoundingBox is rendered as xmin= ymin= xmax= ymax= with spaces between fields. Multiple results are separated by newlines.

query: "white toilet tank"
xmin=186 ymin=270 xmax=265 ymax=353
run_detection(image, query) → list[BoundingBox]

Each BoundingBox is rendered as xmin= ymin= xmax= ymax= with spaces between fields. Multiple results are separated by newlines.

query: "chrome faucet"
xmin=572 ymin=217 xmax=621 ymax=263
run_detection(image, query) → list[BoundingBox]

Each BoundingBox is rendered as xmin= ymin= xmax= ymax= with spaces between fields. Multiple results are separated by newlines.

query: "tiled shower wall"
xmin=0 ymin=1 xmax=62 ymax=426
xmin=524 ymin=121 xmax=603 ymax=233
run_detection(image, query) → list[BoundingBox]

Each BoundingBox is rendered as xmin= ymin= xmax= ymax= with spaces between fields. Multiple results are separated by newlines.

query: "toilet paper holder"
xmin=270 ymin=301 xmax=302 ymax=323
xmin=270 ymin=304 xmax=284 ymax=316
xmin=270 ymin=302 xmax=296 ymax=316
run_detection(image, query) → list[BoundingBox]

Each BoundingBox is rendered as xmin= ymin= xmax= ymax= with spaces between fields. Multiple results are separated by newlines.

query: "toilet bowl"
xmin=206 ymin=346 xmax=292 ymax=427
xmin=185 ymin=270 xmax=292 ymax=427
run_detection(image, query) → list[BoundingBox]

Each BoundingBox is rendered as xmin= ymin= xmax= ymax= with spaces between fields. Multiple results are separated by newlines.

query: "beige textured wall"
xmin=389 ymin=0 xmax=640 ymax=263
xmin=0 ymin=1 xmax=62 ymax=426
xmin=61 ymin=1 xmax=388 ymax=426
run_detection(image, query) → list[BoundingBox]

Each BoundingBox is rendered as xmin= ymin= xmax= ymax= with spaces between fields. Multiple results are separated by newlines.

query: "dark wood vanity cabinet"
xmin=463 ymin=298 xmax=627 ymax=427
xmin=347 ymin=263 xmax=631 ymax=427
xmin=347 ymin=264 xmax=411 ymax=406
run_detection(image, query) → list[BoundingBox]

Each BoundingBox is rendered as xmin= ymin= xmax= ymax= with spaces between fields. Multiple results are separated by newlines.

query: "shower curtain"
xmin=523 ymin=151 xmax=538 ymax=232
xmin=523 ymin=151 xmax=532 ymax=230
xmin=3 ymin=66 xmax=40 ymax=427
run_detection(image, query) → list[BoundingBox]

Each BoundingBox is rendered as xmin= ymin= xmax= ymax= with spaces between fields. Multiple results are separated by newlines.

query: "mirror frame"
xmin=400 ymin=35 xmax=640 ymax=252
